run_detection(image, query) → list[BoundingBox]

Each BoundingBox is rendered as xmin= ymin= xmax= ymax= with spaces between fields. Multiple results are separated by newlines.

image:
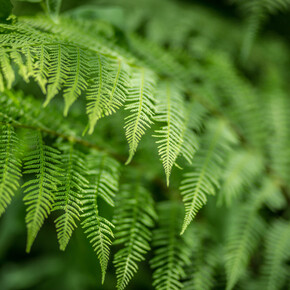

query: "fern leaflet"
xmin=0 ymin=124 xmax=22 ymax=217
xmin=124 ymin=68 xmax=156 ymax=164
xmin=154 ymin=83 xmax=198 ymax=186
xmin=113 ymin=183 xmax=156 ymax=290
xmin=180 ymin=120 xmax=236 ymax=234
xmin=22 ymin=130 xmax=62 ymax=252
xmin=53 ymin=142 xmax=88 ymax=251
xmin=82 ymin=151 xmax=119 ymax=283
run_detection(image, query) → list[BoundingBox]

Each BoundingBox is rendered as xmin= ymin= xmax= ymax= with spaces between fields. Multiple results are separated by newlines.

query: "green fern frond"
xmin=45 ymin=44 xmax=70 ymax=108
xmin=225 ymin=206 xmax=265 ymax=290
xmin=151 ymin=201 xmax=191 ymax=290
xmin=113 ymin=183 xmax=156 ymax=290
xmin=261 ymin=219 xmax=290 ymax=290
xmin=154 ymin=83 xmax=198 ymax=186
xmin=22 ymin=130 xmax=62 ymax=253
xmin=233 ymin=0 xmax=290 ymax=59
xmin=218 ymin=149 xmax=264 ymax=206
xmin=180 ymin=120 xmax=237 ymax=234
xmin=124 ymin=68 xmax=156 ymax=164
xmin=224 ymin=179 xmax=280 ymax=290
xmin=86 ymin=56 xmax=129 ymax=134
xmin=0 ymin=47 xmax=15 ymax=89
xmin=82 ymin=151 xmax=119 ymax=283
xmin=0 ymin=124 xmax=22 ymax=217
xmin=53 ymin=142 xmax=88 ymax=251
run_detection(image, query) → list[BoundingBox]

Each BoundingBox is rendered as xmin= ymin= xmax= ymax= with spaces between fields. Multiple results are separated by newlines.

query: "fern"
xmin=113 ymin=183 xmax=156 ymax=290
xmin=151 ymin=202 xmax=191 ymax=290
xmin=154 ymin=82 xmax=198 ymax=185
xmin=0 ymin=124 xmax=22 ymax=216
xmin=225 ymin=179 xmax=281 ymax=290
xmin=180 ymin=119 xmax=237 ymax=234
xmin=53 ymin=142 xmax=88 ymax=251
xmin=0 ymin=1 xmax=289 ymax=289
xmin=22 ymin=130 xmax=62 ymax=252
xmin=124 ymin=68 xmax=156 ymax=163
xmin=82 ymin=151 xmax=119 ymax=283
xmin=86 ymin=56 xmax=129 ymax=134
xmin=261 ymin=219 xmax=290 ymax=290
xmin=218 ymin=149 xmax=264 ymax=206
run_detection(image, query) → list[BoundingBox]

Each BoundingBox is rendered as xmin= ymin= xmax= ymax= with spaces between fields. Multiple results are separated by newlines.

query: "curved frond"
xmin=86 ymin=57 xmax=129 ymax=134
xmin=180 ymin=120 xmax=237 ymax=234
xmin=53 ymin=142 xmax=88 ymax=251
xmin=113 ymin=183 xmax=156 ymax=290
xmin=22 ymin=130 xmax=62 ymax=252
xmin=154 ymin=83 xmax=198 ymax=185
xmin=124 ymin=68 xmax=156 ymax=164
xmin=82 ymin=151 xmax=120 ymax=283
xmin=0 ymin=125 xmax=22 ymax=216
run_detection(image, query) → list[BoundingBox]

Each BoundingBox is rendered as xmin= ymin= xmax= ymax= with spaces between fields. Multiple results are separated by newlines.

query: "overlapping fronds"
xmin=86 ymin=57 xmax=129 ymax=134
xmin=22 ymin=130 xmax=62 ymax=252
xmin=180 ymin=120 xmax=237 ymax=234
xmin=0 ymin=18 xmax=130 ymax=134
xmin=113 ymin=183 xmax=156 ymax=290
xmin=224 ymin=179 xmax=281 ymax=290
xmin=53 ymin=142 xmax=88 ymax=251
xmin=82 ymin=151 xmax=120 ymax=283
xmin=261 ymin=220 xmax=290 ymax=290
xmin=0 ymin=0 xmax=290 ymax=289
xmin=0 ymin=124 xmax=22 ymax=216
xmin=151 ymin=202 xmax=192 ymax=290
xmin=154 ymin=82 xmax=198 ymax=185
xmin=124 ymin=68 xmax=156 ymax=163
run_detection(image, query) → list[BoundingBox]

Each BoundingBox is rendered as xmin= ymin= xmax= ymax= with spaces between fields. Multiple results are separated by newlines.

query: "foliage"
xmin=0 ymin=0 xmax=290 ymax=289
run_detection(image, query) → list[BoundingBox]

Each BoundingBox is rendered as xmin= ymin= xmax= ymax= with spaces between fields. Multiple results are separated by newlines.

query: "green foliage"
xmin=0 ymin=0 xmax=289 ymax=289
xmin=22 ymin=130 xmax=62 ymax=252
xmin=113 ymin=183 xmax=156 ymax=289
xmin=151 ymin=202 xmax=192 ymax=290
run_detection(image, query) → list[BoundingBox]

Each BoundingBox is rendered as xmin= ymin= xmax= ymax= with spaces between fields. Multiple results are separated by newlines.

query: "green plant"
xmin=0 ymin=0 xmax=290 ymax=289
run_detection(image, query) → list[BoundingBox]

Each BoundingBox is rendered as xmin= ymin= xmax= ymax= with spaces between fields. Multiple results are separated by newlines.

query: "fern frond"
xmin=218 ymin=149 xmax=264 ymax=206
xmin=113 ymin=183 xmax=156 ymax=290
xmin=180 ymin=120 xmax=236 ymax=234
xmin=45 ymin=44 xmax=70 ymax=108
xmin=86 ymin=56 xmax=129 ymax=134
xmin=0 ymin=124 xmax=22 ymax=217
xmin=62 ymin=47 xmax=89 ymax=116
xmin=82 ymin=151 xmax=119 ymax=283
xmin=22 ymin=130 xmax=62 ymax=252
xmin=224 ymin=179 xmax=279 ymax=290
xmin=261 ymin=219 xmax=290 ymax=290
xmin=151 ymin=202 xmax=191 ymax=290
xmin=225 ymin=206 xmax=265 ymax=290
xmin=53 ymin=142 xmax=88 ymax=251
xmin=154 ymin=83 xmax=198 ymax=186
xmin=0 ymin=47 xmax=15 ymax=89
xmin=234 ymin=0 xmax=290 ymax=59
xmin=124 ymin=68 xmax=156 ymax=164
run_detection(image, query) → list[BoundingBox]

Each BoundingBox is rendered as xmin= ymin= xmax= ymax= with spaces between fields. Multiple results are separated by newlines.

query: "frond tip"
xmin=124 ymin=68 xmax=156 ymax=164
xmin=82 ymin=151 xmax=119 ymax=283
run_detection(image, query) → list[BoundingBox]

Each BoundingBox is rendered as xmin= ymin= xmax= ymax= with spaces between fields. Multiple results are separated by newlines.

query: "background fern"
xmin=0 ymin=0 xmax=290 ymax=289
